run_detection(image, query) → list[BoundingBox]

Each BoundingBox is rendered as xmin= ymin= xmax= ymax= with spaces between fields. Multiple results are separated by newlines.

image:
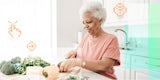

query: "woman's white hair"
xmin=79 ymin=1 xmax=106 ymax=23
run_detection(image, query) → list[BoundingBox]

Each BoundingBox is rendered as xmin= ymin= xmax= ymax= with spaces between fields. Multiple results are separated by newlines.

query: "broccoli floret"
xmin=0 ymin=61 xmax=7 ymax=69
xmin=16 ymin=56 xmax=50 ymax=74
xmin=67 ymin=75 xmax=78 ymax=80
xmin=10 ymin=56 xmax=21 ymax=64
xmin=0 ymin=62 xmax=16 ymax=75
xmin=0 ymin=56 xmax=50 ymax=75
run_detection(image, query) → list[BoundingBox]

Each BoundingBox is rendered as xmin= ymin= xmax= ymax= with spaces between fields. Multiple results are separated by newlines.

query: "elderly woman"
xmin=59 ymin=1 xmax=120 ymax=80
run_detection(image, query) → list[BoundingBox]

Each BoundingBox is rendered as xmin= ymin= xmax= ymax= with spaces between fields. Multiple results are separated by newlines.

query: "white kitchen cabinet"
xmin=115 ymin=53 xmax=126 ymax=80
xmin=134 ymin=70 xmax=148 ymax=80
xmin=131 ymin=68 xmax=160 ymax=80
xmin=115 ymin=66 xmax=125 ymax=80
xmin=115 ymin=51 xmax=131 ymax=80
xmin=130 ymin=53 xmax=160 ymax=80
xmin=116 ymin=48 xmax=160 ymax=80
xmin=115 ymin=63 xmax=131 ymax=80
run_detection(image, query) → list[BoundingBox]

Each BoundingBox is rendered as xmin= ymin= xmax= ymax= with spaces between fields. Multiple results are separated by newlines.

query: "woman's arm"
xmin=65 ymin=50 xmax=77 ymax=59
xmin=83 ymin=58 xmax=115 ymax=72
xmin=59 ymin=57 xmax=115 ymax=72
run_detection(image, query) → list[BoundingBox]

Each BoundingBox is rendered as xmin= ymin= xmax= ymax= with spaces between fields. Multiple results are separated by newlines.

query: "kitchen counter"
xmin=76 ymin=68 xmax=111 ymax=80
xmin=123 ymin=48 xmax=160 ymax=59
xmin=0 ymin=67 xmax=111 ymax=80
xmin=0 ymin=47 xmax=113 ymax=80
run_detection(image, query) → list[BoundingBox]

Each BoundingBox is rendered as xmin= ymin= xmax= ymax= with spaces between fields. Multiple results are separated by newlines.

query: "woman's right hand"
xmin=65 ymin=50 xmax=77 ymax=59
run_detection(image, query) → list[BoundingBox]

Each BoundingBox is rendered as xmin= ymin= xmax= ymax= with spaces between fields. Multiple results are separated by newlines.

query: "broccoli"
xmin=0 ymin=61 xmax=7 ymax=69
xmin=0 ymin=56 xmax=21 ymax=75
xmin=0 ymin=61 xmax=16 ymax=75
xmin=67 ymin=75 xmax=78 ymax=80
xmin=10 ymin=56 xmax=21 ymax=64
xmin=0 ymin=56 xmax=50 ymax=75
xmin=17 ymin=56 xmax=50 ymax=74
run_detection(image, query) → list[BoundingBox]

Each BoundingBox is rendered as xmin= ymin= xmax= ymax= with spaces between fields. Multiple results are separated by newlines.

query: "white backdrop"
xmin=0 ymin=0 xmax=57 ymax=63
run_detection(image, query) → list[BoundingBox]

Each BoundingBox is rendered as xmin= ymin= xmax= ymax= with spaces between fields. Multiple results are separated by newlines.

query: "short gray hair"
xmin=79 ymin=1 xmax=106 ymax=23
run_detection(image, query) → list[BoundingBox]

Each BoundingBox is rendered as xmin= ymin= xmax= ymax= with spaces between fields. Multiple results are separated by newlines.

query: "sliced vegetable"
xmin=42 ymin=66 xmax=60 ymax=80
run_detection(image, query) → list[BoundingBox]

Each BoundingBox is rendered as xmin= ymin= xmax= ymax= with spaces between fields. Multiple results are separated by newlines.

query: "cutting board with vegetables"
xmin=0 ymin=66 xmax=81 ymax=80
xmin=0 ymin=56 xmax=83 ymax=80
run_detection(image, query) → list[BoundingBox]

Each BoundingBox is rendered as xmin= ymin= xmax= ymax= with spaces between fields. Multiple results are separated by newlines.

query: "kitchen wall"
xmin=57 ymin=0 xmax=83 ymax=47
xmin=57 ymin=0 xmax=150 ymax=48
xmin=102 ymin=26 xmax=125 ymax=48
xmin=0 ymin=0 xmax=55 ymax=62
xmin=150 ymin=0 xmax=160 ymax=3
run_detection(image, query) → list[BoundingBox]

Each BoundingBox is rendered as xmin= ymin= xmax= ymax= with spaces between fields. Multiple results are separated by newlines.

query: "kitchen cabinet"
xmin=115 ymin=53 xmax=126 ymax=80
xmin=115 ymin=51 xmax=131 ymax=80
xmin=133 ymin=69 xmax=160 ymax=80
xmin=124 ymin=50 xmax=160 ymax=80
xmin=132 ymin=56 xmax=160 ymax=80
xmin=134 ymin=70 xmax=148 ymax=80
xmin=115 ymin=63 xmax=131 ymax=80
xmin=132 ymin=68 xmax=160 ymax=80
xmin=130 ymin=55 xmax=149 ymax=80
xmin=115 ymin=48 xmax=160 ymax=80
xmin=115 ymin=66 xmax=125 ymax=79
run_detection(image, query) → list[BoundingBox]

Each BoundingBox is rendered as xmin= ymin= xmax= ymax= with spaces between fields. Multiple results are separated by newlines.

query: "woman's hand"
xmin=65 ymin=50 xmax=77 ymax=59
xmin=59 ymin=59 xmax=81 ymax=72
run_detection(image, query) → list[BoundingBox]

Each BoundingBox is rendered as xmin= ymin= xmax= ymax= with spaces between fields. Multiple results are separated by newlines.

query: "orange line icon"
xmin=113 ymin=3 xmax=127 ymax=17
xmin=8 ymin=21 xmax=22 ymax=38
xmin=27 ymin=41 xmax=37 ymax=51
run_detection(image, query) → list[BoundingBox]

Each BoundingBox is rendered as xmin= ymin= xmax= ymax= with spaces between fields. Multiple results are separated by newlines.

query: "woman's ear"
xmin=99 ymin=19 xmax=103 ymax=24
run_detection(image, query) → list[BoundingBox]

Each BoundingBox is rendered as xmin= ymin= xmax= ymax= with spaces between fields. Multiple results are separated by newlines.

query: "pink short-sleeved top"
xmin=76 ymin=33 xmax=120 ymax=80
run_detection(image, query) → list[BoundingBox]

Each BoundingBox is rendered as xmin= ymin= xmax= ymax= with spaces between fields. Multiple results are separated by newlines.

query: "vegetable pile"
xmin=67 ymin=75 xmax=78 ymax=80
xmin=0 ymin=56 xmax=50 ymax=75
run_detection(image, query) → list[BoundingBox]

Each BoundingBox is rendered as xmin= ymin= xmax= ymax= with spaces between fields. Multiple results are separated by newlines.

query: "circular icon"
xmin=27 ymin=41 xmax=37 ymax=51
xmin=113 ymin=3 xmax=127 ymax=17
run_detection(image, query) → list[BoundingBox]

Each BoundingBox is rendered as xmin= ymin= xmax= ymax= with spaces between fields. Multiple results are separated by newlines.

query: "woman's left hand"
xmin=59 ymin=59 xmax=81 ymax=72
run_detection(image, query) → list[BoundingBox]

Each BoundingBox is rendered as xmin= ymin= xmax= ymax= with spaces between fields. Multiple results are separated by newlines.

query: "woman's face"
xmin=82 ymin=12 xmax=102 ymax=35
